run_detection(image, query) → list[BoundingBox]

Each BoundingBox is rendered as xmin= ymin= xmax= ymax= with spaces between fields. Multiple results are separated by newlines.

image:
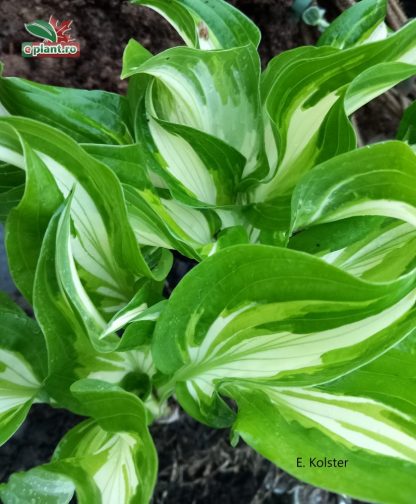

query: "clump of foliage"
xmin=0 ymin=0 xmax=415 ymax=502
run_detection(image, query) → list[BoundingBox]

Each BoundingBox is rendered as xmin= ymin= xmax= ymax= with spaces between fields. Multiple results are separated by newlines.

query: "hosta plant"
xmin=0 ymin=0 xmax=416 ymax=502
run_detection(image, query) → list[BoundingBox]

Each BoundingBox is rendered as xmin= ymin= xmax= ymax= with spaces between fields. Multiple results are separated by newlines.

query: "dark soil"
xmin=0 ymin=0 xmax=311 ymax=92
xmin=0 ymin=0 xmax=414 ymax=502
xmin=0 ymin=405 xmax=80 ymax=483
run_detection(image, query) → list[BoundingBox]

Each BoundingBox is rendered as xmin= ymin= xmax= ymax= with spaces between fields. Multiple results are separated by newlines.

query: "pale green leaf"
xmin=121 ymin=39 xmax=152 ymax=79
xmin=0 ymin=118 xmax=171 ymax=317
xmin=34 ymin=211 xmax=158 ymax=410
xmin=0 ymin=295 xmax=47 ymax=445
xmin=50 ymin=380 xmax=158 ymax=504
xmin=129 ymin=44 xmax=265 ymax=182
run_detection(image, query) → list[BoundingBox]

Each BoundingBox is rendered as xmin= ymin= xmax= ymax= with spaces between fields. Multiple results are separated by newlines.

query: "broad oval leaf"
xmin=153 ymin=245 xmax=416 ymax=426
xmin=54 ymin=380 xmax=157 ymax=504
xmin=223 ymin=330 xmax=416 ymax=504
xmin=131 ymin=43 xmax=265 ymax=183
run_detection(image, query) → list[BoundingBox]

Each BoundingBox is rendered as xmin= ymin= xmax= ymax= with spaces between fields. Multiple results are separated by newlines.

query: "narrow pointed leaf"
xmin=318 ymin=0 xmax=387 ymax=49
xmin=0 ymin=295 xmax=47 ymax=445
xmin=121 ymin=39 xmax=152 ymax=79
xmin=132 ymin=0 xmax=260 ymax=49
xmin=291 ymin=142 xmax=416 ymax=233
xmin=254 ymin=21 xmax=416 ymax=211
xmin=6 ymin=141 xmax=63 ymax=301
xmin=0 ymin=77 xmax=133 ymax=144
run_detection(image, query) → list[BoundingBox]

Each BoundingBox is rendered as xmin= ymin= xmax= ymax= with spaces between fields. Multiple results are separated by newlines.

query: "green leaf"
xmin=344 ymin=62 xmax=416 ymax=113
xmin=0 ymin=467 xmax=76 ymax=504
xmin=0 ymin=118 xmax=170 ymax=314
xmin=0 ymin=77 xmax=133 ymax=144
xmin=141 ymin=118 xmax=246 ymax=206
xmin=398 ymin=99 xmax=416 ymax=144
xmin=244 ymin=96 xmax=357 ymax=234
xmin=153 ymin=245 xmax=416 ymax=426
xmin=125 ymin=184 xmax=215 ymax=258
xmin=223 ymin=331 xmax=416 ymax=504
xmin=318 ymin=0 xmax=387 ymax=49
xmin=253 ymin=21 xmax=416 ymax=215
xmin=33 ymin=209 xmax=96 ymax=411
xmin=6 ymin=141 xmax=63 ymax=301
xmin=0 ymin=295 xmax=47 ymax=445
xmin=50 ymin=380 xmax=158 ymax=503
xmin=24 ymin=20 xmax=57 ymax=43
xmin=34 ymin=210 xmax=160 ymax=409
xmin=0 ymin=163 xmax=24 ymax=222
xmin=291 ymin=142 xmax=416 ymax=233
xmin=320 ymin=222 xmax=416 ymax=282
xmin=81 ymin=143 xmax=149 ymax=188
xmin=290 ymin=216 xmax=416 ymax=282
xmin=131 ymin=43 xmax=265 ymax=183
xmin=55 ymin=195 xmax=166 ymax=351
xmin=131 ymin=0 xmax=260 ymax=49
xmin=121 ymin=39 xmax=152 ymax=79
xmin=83 ymin=143 xmax=217 ymax=258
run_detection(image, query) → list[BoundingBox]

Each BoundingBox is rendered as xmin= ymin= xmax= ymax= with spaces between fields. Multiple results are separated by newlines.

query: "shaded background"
xmin=0 ymin=1 xmax=414 ymax=502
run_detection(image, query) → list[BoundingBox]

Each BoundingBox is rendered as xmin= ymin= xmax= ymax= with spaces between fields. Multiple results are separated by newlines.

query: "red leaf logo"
xmin=49 ymin=16 xmax=75 ymax=43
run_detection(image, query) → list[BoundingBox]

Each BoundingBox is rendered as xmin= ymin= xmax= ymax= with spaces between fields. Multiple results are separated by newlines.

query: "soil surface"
xmin=0 ymin=0 xmax=414 ymax=502
xmin=0 ymin=0 xmax=311 ymax=91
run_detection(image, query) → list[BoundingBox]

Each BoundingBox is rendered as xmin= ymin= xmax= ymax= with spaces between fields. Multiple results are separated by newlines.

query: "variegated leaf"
xmin=0 ymin=294 xmax=47 ymax=445
xmin=153 ymin=245 xmax=416 ymax=426
xmin=131 ymin=0 xmax=260 ymax=50
xmin=223 ymin=331 xmax=416 ymax=504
